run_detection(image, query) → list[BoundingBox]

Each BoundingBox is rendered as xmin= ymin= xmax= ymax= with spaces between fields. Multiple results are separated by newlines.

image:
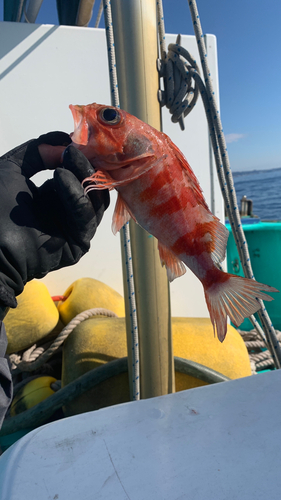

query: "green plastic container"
xmin=226 ymin=220 xmax=281 ymax=330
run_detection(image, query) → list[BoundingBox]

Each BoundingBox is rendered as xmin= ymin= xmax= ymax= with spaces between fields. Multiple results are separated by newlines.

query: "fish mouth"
xmin=69 ymin=104 xmax=89 ymax=146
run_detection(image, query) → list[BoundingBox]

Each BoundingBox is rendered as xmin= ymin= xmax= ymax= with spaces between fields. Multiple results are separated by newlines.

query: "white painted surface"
xmin=1 ymin=370 xmax=280 ymax=499
xmin=0 ymin=22 xmax=223 ymax=317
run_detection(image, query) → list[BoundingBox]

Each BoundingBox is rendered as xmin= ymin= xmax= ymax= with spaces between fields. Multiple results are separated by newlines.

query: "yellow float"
xmin=10 ymin=376 xmax=57 ymax=416
xmin=62 ymin=315 xmax=251 ymax=416
xmin=4 ymin=281 xmax=59 ymax=354
xmin=3 ymin=277 xmax=252 ymax=420
xmin=57 ymin=277 xmax=125 ymax=324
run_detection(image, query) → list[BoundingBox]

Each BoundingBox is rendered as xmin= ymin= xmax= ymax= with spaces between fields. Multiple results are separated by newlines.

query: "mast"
xmin=111 ymin=0 xmax=175 ymax=398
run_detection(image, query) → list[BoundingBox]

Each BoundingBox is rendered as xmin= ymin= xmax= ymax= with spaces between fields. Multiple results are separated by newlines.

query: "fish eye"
xmin=99 ymin=107 xmax=121 ymax=125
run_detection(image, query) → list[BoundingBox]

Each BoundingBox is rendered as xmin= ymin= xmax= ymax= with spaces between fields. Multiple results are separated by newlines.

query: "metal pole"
xmin=111 ymin=0 xmax=175 ymax=398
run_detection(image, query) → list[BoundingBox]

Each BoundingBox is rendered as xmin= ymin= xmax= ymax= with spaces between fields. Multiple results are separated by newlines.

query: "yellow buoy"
xmin=62 ymin=316 xmax=251 ymax=416
xmin=62 ymin=317 xmax=129 ymax=416
xmin=10 ymin=376 xmax=57 ymax=416
xmin=57 ymin=278 xmax=125 ymax=325
xmin=172 ymin=317 xmax=252 ymax=391
xmin=4 ymin=281 xmax=59 ymax=354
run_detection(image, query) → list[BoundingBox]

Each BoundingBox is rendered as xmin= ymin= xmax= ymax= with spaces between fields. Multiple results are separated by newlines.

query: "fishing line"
xmin=156 ymin=0 xmax=281 ymax=367
xmin=102 ymin=0 xmax=140 ymax=400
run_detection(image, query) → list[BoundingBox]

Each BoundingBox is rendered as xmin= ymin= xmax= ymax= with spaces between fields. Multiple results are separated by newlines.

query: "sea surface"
xmin=232 ymin=167 xmax=281 ymax=221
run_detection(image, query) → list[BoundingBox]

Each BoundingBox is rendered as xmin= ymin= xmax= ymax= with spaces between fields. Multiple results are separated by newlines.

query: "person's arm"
xmin=0 ymin=319 xmax=12 ymax=430
xmin=0 ymin=133 xmax=109 ymax=425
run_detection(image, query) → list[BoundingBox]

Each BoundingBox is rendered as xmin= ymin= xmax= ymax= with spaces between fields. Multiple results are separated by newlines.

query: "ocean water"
xmin=232 ymin=168 xmax=281 ymax=221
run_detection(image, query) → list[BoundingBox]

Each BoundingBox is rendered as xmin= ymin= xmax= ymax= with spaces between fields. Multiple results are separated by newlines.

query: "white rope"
xmin=102 ymin=0 xmax=140 ymax=400
xmin=187 ymin=0 xmax=281 ymax=368
xmin=156 ymin=0 xmax=281 ymax=368
xmin=10 ymin=308 xmax=117 ymax=372
xmin=239 ymin=328 xmax=281 ymax=372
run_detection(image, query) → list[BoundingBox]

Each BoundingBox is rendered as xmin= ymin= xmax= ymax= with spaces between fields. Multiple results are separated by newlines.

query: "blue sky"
xmin=0 ymin=0 xmax=280 ymax=171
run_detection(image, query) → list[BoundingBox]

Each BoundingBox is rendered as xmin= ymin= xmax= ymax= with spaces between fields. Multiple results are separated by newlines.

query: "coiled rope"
xmin=156 ymin=0 xmax=281 ymax=368
xmin=239 ymin=329 xmax=281 ymax=372
xmin=157 ymin=0 xmax=199 ymax=131
xmin=157 ymin=33 xmax=200 ymax=131
xmin=10 ymin=308 xmax=117 ymax=373
xmin=102 ymin=0 xmax=140 ymax=400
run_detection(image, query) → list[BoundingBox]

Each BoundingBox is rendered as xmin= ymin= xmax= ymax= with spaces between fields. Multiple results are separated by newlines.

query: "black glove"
xmin=0 ymin=133 xmax=109 ymax=309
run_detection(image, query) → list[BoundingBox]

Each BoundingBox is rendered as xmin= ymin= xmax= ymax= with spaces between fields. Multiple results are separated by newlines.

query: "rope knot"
xmin=157 ymin=34 xmax=200 ymax=130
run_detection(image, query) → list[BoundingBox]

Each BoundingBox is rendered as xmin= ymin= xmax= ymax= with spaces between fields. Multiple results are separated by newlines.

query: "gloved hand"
xmin=0 ymin=132 xmax=109 ymax=310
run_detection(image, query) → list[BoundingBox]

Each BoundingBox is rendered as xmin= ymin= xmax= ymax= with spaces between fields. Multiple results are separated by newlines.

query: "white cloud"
xmin=224 ymin=133 xmax=246 ymax=144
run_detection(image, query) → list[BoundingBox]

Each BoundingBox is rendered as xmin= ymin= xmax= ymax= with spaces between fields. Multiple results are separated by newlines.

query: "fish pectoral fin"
xmin=105 ymin=151 xmax=155 ymax=167
xmin=112 ymin=193 xmax=137 ymax=235
xmin=83 ymin=170 xmax=116 ymax=191
xmin=83 ymin=155 xmax=168 ymax=193
xmin=158 ymin=242 xmax=186 ymax=282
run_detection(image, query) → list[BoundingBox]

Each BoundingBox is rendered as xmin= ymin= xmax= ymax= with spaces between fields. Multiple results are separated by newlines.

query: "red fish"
xmin=69 ymin=102 xmax=278 ymax=342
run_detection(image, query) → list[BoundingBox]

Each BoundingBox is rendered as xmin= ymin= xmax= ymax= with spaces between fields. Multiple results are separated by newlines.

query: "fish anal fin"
xmin=112 ymin=193 xmax=137 ymax=235
xmin=207 ymin=219 xmax=229 ymax=265
xmin=158 ymin=241 xmax=186 ymax=282
xmin=204 ymin=273 xmax=278 ymax=342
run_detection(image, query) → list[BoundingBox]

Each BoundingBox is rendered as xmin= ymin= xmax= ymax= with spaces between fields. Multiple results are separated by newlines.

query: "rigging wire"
xmin=156 ymin=0 xmax=281 ymax=367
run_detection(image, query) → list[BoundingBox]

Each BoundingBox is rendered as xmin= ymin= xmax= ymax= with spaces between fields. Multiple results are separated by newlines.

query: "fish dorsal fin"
xmin=165 ymin=135 xmax=209 ymax=211
xmin=158 ymin=241 xmax=186 ymax=282
xmin=112 ymin=193 xmax=137 ymax=235
xmin=165 ymin=134 xmax=229 ymax=265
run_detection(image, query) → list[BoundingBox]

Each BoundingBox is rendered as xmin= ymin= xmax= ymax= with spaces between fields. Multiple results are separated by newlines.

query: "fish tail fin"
xmin=204 ymin=273 xmax=278 ymax=342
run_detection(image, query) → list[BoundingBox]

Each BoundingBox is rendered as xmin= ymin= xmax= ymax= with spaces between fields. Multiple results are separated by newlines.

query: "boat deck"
xmin=1 ymin=369 xmax=280 ymax=499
